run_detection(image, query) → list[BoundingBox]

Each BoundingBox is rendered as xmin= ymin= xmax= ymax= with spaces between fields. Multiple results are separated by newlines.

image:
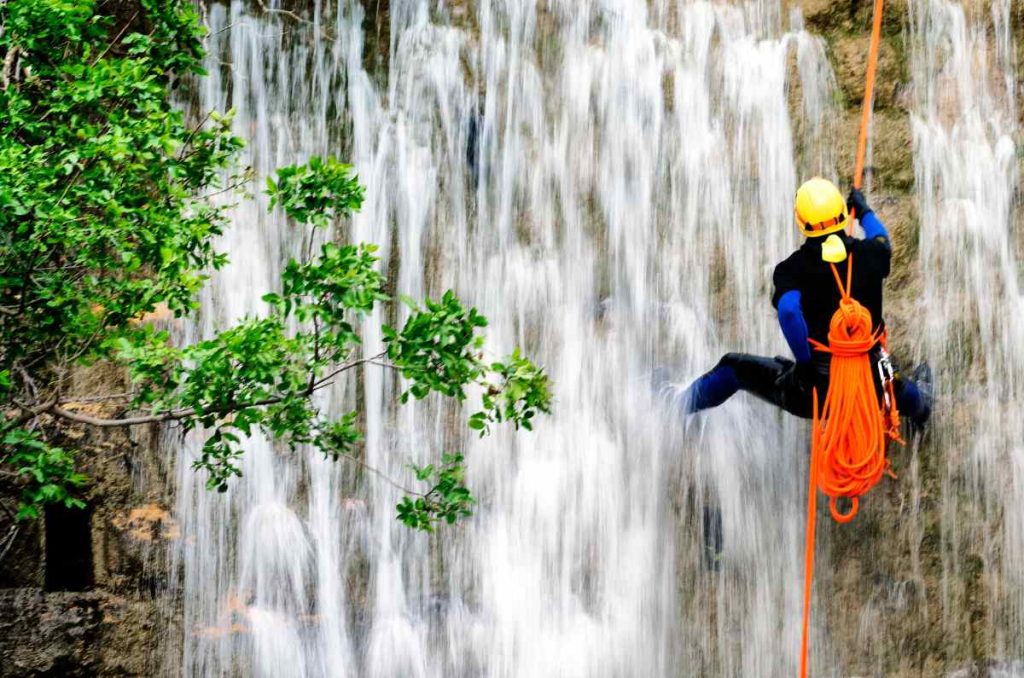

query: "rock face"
xmin=0 ymin=418 xmax=178 ymax=677
xmin=0 ymin=589 xmax=106 ymax=676
xmin=0 ymin=589 xmax=162 ymax=677
xmin=792 ymin=0 xmax=1023 ymax=673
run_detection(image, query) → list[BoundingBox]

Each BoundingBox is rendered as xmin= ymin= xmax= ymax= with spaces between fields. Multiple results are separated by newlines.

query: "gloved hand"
xmin=846 ymin=188 xmax=873 ymax=218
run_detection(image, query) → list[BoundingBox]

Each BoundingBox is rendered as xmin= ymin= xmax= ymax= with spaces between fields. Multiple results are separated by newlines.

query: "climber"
xmin=682 ymin=177 xmax=932 ymax=428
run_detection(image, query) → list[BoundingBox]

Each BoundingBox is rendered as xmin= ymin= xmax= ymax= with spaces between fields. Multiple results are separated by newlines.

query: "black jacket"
xmin=771 ymin=234 xmax=891 ymax=347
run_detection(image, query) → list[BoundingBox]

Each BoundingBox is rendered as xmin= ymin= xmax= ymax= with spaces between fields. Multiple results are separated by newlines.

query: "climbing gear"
xmin=820 ymin=234 xmax=848 ymax=263
xmin=795 ymin=177 xmax=849 ymax=237
xmin=846 ymin=188 xmax=873 ymax=220
xmin=876 ymin=346 xmax=896 ymax=412
xmin=800 ymin=259 xmax=903 ymax=676
xmin=806 ymin=260 xmax=903 ymax=523
xmin=799 ymin=0 xmax=889 ymax=673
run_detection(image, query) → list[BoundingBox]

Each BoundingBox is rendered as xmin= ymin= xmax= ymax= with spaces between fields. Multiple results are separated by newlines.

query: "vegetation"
xmin=0 ymin=0 xmax=550 ymax=528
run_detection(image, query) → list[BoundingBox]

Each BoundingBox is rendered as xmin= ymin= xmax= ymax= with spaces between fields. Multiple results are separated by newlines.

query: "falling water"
xmin=910 ymin=0 xmax=1023 ymax=666
xmin=165 ymin=0 xmax=1021 ymax=675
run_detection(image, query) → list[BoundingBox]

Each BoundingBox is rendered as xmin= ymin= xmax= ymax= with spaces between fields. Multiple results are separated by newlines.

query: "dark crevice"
xmin=44 ymin=504 xmax=94 ymax=592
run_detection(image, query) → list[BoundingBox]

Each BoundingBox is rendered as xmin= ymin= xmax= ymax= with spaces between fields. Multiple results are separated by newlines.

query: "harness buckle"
xmin=877 ymin=346 xmax=895 ymax=410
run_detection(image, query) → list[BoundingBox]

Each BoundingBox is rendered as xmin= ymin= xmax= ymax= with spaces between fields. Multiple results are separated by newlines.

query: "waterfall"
xmin=165 ymin=0 xmax=1021 ymax=675
xmin=910 ymin=0 xmax=1023 ymax=664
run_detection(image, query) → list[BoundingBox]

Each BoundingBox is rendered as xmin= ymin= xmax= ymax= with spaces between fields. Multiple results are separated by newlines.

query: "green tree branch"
xmin=0 ymin=0 xmax=552 ymax=530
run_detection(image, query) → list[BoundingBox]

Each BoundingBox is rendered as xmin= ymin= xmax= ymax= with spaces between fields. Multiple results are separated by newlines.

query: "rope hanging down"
xmin=798 ymin=0 xmax=899 ymax=674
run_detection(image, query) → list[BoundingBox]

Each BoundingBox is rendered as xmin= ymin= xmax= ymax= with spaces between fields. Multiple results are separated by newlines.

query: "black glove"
xmin=846 ymin=188 xmax=872 ymax=218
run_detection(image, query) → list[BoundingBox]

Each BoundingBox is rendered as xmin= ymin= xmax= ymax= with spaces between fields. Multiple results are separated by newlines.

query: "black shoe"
xmin=908 ymin=362 xmax=933 ymax=432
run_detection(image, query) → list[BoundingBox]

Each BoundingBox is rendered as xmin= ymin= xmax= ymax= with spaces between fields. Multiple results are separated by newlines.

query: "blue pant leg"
xmin=683 ymin=364 xmax=740 ymax=413
xmin=683 ymin=353 xmax=797 ymax=414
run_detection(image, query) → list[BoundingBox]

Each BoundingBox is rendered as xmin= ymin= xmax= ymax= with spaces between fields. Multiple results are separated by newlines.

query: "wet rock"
xmin=0 ymin=588 xmax=168 ymax=677
xmin=0 ymin=405 xmax=175 ymax=674
xmin=0 ymin=589 xmax=104 ymax=677
xmin=362 ymin=0 xmax=390 ymax=86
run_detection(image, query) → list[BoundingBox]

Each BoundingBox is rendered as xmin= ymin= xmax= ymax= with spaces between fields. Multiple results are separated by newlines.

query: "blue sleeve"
xmin=777 ymin=290 xmax=812 ymax=363
xmin=860 ymin=211 xmax=889 ymax=242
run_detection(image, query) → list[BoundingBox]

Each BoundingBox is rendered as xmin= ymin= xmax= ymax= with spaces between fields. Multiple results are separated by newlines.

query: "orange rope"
xmin=808 ymin=257 xmax=892 ymax=524
xmin=799 ymin=0 xmax=889 ymax=673
xmin=851 ymin=0 xmax=885 ymax=198
xmin=799 ymin=393 xmax=820 ymax=678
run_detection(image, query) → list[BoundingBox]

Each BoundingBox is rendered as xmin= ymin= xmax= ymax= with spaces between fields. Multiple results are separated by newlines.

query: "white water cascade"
xmin=910 ymin=0 xmax=1024 ymax=668
xmin=164 ymin=0 xmax=1022 ymax=675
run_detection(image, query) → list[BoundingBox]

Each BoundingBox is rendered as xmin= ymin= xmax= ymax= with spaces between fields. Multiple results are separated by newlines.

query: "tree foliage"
xmin=0 ymin=0 xmax=551 ymax=528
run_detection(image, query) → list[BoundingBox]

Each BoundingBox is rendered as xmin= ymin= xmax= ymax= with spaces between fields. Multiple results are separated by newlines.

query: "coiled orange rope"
xmin=799 ymin=269 xmax=901 ymax=678
xmin=798 ymin=0 xmax=894 ymax=673
xmin=807 ymin=259 xmax=895 ymax=524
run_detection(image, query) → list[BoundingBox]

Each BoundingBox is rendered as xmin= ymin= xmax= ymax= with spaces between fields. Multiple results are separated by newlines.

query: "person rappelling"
xmin=680 ymin=177 xmax=932 ymax=429
xmin=669 ymin=0 xmax=936 ymax=671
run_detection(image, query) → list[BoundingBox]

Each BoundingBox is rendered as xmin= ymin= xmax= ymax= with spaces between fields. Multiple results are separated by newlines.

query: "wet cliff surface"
xmin=794 ymin=0 xmax=1023 ymax=673
xmin=1 ymin=0 xmax=1023 ymax=675
xmin=0 ymin=444 xmax=177 ymax=676
xmin=0 ymin=364 xmax=179 ymax=675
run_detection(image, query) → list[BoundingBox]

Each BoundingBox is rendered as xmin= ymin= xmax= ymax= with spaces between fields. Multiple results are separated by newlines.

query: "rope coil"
xmin=807 ymin=257 xmax=891 ymax=524
xmin=799 ymin=259 xmax=902 ymax=675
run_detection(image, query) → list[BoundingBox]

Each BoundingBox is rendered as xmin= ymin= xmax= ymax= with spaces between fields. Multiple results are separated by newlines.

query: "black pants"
xmin=717 ymin=353 xmax=827 ymax=419
xmin=712 ymin=352 xmax=922 ymax=420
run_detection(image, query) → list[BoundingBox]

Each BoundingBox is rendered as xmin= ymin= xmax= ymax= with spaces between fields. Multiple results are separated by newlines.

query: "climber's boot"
xmin=911 ymin=363 xmax=933 ymax=429
xmin=901 ymin=362 xmax=933 ymax=435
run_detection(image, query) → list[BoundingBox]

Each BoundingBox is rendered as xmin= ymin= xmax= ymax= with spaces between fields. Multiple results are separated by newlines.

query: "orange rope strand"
xmin=799 ymin=0 xmax=889 ymax=671
xmin=799 ymin=393 xmax=820 ymax=678
xmin=852 ymin=0 xmax=886 ymax=196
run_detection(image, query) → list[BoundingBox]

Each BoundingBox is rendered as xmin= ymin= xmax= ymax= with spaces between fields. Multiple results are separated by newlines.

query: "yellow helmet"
xmin=794 ymin=177 xmax=848 ymax=237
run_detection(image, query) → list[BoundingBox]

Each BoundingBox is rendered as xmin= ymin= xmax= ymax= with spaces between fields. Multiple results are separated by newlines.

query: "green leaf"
xmin=0 ymin=0 xmax=551 ymax=532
